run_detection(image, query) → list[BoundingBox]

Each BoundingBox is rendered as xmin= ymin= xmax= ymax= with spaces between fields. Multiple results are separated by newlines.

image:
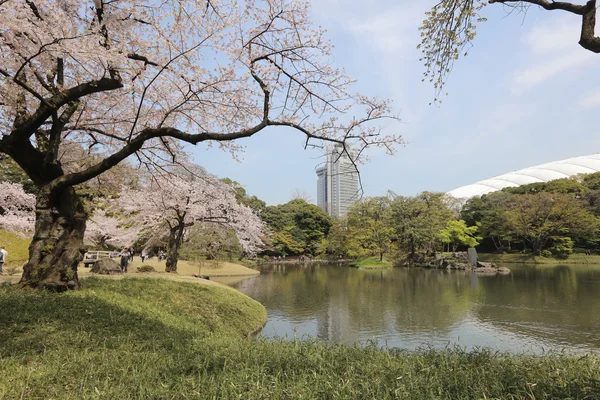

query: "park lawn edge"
xmin=349 ymin=256 xmax=394 ymax=269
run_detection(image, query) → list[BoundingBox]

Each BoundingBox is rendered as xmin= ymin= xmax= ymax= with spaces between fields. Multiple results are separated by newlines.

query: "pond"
xmin=217 ymin=263 xmax=600 ymax=354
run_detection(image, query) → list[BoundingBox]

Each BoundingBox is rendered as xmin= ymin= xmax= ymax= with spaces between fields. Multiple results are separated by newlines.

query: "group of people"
xmin=118 ymin=248 xmax=167 ymax=272
xmin=0 ymin=246 xmax=7 ymax=274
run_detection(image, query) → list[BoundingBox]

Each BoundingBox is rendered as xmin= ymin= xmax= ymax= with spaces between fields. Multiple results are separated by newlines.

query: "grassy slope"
xmin=0 ymin=229 xmax=30 ymax=268
xmin=349 ymin=255 xmax=393 ymax=269
xmin=1 ymin=278 xmax=600 ymax=398
xmin=479 ymin=253 xmax=600 ymax=265
xmin=0 ymin=278 xmax=266 ymax=399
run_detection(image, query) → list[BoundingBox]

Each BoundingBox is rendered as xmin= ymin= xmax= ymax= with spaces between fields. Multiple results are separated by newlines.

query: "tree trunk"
xmin=491 ymin=236 xmax=501 ymax=252
xmin=165 ymin=221 xmax=185 ymax=273
xmin=19 ymin=187 xmax=87 ymax=291
xmin=379 ymin=251 xmax=384 ymax=262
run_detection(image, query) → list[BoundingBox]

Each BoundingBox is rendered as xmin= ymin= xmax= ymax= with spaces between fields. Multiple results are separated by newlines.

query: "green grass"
xmin=0 ymin=229 xmax=30 ymax=268
xmin=479 ymin=252 xmax=600 ymax=265
xmin=349 ymin=255 xmax=393 ymax=269
xmin=1 ymin=278 xmax=600 ymax=398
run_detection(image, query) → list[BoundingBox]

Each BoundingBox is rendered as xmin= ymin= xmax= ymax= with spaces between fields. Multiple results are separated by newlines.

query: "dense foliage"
xmin=461 ymin=174 xmax=600 ymax=257
xmin=325 ymin=193 xmax=467 ymax=264
xmin=261 ymin=199 xmax=332 ymax=256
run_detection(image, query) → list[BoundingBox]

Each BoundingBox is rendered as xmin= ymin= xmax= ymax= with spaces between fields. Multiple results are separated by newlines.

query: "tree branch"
xmin=7 ymin=77 xmax=123 ymax=142
xmin=489 ymin=0 xmax=600 ymax=53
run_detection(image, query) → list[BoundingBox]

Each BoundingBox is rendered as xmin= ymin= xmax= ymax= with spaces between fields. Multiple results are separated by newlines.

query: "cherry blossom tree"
xmin=0 ymin=0 xmax=401 ymax=290
xmin=84 ymin=207 xmax=141 ymax=249
xmin=117 ymin=167 xmax=264 ymax=272
xmin=0 ymin=181 xmax=35 ymax=233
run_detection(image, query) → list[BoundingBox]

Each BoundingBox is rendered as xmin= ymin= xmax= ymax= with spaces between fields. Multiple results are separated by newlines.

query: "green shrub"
xmin=541 ymin=250 xmax=552 ymax=258
xmin=137 ymin=265 xmax=156 ymax=273
xmin=549 ymin=236 xmax=574 ymax=259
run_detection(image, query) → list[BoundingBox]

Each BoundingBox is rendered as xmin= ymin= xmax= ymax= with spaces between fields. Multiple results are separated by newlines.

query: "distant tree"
xmin=419 ymin=0 xmax=600 ymax=98
xmin=0 ymin=182 xmax=35 ymax=233
xmin=272 ymin=227 xmax=306 ymax=256
xmin=581 ymin=172 xmax=600 ymax=191
xmin=290 ymin=188 xmax=314 ymax=203
xmin=439 ymin=219 xmax=480 ymax=252
xmin=461 ymin=192 xmax=514 ymax=252
xmin=84 ymin=208 xmax=141 ymax=249
xmin=503 ymin=178 xmax=586 ymax=196
xmin=505 ymin=192 xmax=596 ymax=255
xmin=221 ymin=178 xmax=267 ymax=214
xmin=118 ymin=167 xmax=264 ymax=272
xmin=262 ymin=199 xmax=332 ymax=256
xmin=0 ymin=155 xmax=37 ymax=194
xmin=325 ymin=217 xmax=351 ymax=257
xmin=390 ymin=192 xmax=453 ymax=262
xmin=347 ymin=197 xmax=394 ymax=261
xmin=179 ymin=223 xmax=244 ymax=262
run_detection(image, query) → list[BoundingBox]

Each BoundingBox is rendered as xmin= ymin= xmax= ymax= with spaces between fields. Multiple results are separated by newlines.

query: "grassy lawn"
xmin=479 ymin=253 xmax=600 ymax=265
xmin=127 ymin=258 xmax=260 ymax=276
xmin=0 ymin=278 xmax=267 ymax=399
xmin=0 ymin=229 xmax=30 ymax=269
xmin=1 ymin=278 xmax=600 ymax=398
xmin=349 ymin=256 xmax=393 ymax=269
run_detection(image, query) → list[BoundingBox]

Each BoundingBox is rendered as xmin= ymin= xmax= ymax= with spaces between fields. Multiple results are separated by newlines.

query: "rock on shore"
xmin=422 ymin=253 xmax=510 ymax=275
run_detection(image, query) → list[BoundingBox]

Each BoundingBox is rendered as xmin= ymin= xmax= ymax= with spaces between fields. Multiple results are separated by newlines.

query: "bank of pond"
xmin=1 ymin=277 xmax=599 ymax=399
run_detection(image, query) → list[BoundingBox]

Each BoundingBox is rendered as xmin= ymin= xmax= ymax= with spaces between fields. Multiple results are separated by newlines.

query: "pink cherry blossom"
xmin=0 ymin=182 xmax=35 ymax=232
xmin=116 ymin=166 xmax=264 ymax=255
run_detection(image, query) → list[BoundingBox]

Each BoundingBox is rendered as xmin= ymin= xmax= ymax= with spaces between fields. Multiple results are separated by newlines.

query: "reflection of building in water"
xmin=316 ymin=144 xmax=359 ymax=217
xmin=316 ymin=290 xmax=359 ymax=343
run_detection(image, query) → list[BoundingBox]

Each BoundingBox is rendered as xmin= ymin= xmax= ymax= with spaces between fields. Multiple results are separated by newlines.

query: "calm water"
xmin=219 ymin=263 xmax=600 ymax=354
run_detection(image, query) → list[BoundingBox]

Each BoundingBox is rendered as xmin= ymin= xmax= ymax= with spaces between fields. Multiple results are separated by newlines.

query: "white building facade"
xmin=316 ymin=144 xmax=360 ymax=217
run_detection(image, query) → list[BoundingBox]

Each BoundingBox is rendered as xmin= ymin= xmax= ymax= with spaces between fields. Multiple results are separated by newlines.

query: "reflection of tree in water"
xmin=234 ymin=263 xmax=600 ymax=350
xmin=234 ymin=264 xmax=485 ymax=343
xmin=473 ymin=265 xmax=600 ymax=350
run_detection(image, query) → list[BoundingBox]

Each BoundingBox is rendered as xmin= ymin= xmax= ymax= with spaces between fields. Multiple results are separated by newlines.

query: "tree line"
xmin=261 ymin=172 xmax=600 ymax=263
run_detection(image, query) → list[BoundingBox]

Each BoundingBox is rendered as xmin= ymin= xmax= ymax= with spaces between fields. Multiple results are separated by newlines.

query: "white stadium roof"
xmin=448 ymin=154 xmax=600 ymax=199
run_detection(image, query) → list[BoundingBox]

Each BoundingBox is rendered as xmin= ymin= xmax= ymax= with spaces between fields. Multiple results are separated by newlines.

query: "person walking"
xmin=0 ymin=246 xmax=6 ymax=273
xmin=120 ymin=248 xmax=130 ymax=273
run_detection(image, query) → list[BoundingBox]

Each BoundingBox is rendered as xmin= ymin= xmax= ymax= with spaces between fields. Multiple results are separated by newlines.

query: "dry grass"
xmin=128 ymin=258 xmax=260 ymax=277
xmin=0 ymin=257 xmax=259 ymax=285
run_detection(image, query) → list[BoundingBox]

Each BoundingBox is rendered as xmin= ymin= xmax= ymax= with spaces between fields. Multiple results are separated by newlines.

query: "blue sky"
xmin=189 ymin=0 xmax=600 ymax=206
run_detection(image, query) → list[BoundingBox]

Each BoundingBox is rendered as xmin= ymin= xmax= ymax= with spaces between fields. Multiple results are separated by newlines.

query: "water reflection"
xmin=222 ymin=263 xmax=600 ymax=354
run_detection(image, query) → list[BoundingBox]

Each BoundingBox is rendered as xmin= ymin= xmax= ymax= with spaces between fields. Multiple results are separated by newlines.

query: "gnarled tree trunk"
xmin=19 ymin=186 xmax=87 ymax=291
xmin=165 ymin=219 xmax=185 ymax=273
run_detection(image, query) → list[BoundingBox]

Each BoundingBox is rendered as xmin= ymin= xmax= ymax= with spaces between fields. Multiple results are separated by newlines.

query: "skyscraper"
xmin=316 ymin=144 xmax=360 ymax=217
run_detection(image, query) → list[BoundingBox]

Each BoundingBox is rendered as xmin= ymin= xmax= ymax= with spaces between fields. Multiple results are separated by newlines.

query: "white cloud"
xmin=580 ymin=89 xmax=600 ymax=108
xmin=511 ymin=49 xmax=595 ymax=94
xmin=510 ymin=15 xmax=599 ymax=94
xmin=311 ymin=0 xmax=429 ymax=55
xmin=524 ymin=18 xmax=580 ymax=55
xmin=349 ymin=8 xmax=421 ymax=53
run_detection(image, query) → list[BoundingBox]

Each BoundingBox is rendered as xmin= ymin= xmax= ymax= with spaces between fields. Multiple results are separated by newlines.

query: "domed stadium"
xmin=448 ymin=154 xmax=600 ymax=199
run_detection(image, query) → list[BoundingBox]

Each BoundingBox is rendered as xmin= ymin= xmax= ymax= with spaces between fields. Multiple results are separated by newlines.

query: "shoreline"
xmin=478 ymin=253 xmax=600 ymax=265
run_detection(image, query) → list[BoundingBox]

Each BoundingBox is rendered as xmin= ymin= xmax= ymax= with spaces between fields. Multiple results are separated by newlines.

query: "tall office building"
xmin=316 ymin=144 xmax=360 ymax=217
